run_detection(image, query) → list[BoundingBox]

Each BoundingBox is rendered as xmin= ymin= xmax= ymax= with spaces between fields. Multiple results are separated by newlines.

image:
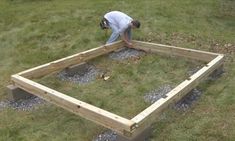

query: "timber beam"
xmin=9 ymin=40 xmax=224 ymax=139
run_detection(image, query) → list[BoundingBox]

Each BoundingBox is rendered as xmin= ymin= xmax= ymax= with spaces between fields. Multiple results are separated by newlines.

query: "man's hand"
xmin=126 ymin=42 xmax=133 ymax=48
xmin=121 ymin=33 xmax=133 ymax=48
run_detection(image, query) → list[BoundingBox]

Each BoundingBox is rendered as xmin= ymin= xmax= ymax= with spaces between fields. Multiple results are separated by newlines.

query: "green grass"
xmin=37 ymin=54 xmax=199 ymax=118
xmin=0 ymin=0 xmax=234 ymax=141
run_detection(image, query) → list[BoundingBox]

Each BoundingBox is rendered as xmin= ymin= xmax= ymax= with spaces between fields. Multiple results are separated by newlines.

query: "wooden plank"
xmin=11 ymin=75 xmax=135 ymax=135
xmin=11 ymin=40 xmax=225 ymax=138
xmin=131 ymin=55 xmax=224 ymax=136
xmin=132 ymin=40 xmax=220 ymax=62
xmin=18 ymin=41 xmax=124 ymax=79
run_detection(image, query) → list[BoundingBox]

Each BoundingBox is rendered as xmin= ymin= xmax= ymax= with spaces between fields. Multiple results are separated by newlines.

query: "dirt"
xmin=210 ymin=43 xmax=235 ymax=55
xmin=210 ymin=43 xmax=235 ymax=62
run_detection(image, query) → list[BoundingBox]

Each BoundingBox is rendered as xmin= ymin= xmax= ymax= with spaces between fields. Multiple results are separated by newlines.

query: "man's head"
xmin=100 ymin=18 xmax=109 ymax=30
xmin=131 ymin=20 xmax=141 ymax=28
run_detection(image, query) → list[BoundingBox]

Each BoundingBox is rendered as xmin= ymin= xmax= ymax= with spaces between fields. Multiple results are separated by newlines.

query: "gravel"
xmin=109 ymin=47 xmax=145 ymax=61
xmin=144 ymin=84 xmax=203 ymax=111
xmin=187 ymin=66 xmax=202 ymax=76
xmin=188 ymin=66 xmax=225 ymax=80
xmin=208 ymin=67 xmax=225 ymax=81
xmin=57 ymin=48 xmax=146 ymax=84
xmin=0 ymin=101 xmax=10 ymax=110
xmin=92 ymin=130 xmax=150 ymax=141
xmin=0 ymin=96 xmax=45 ymax=111
xmin=57 ymin=63 xmax=101 ymax=84
xmin=174 ymin=88 xmax=203 ymax=111
xmin=144 ymin=85 xmax=174 ymax=104
xmin=92 ymin=130 xmax=117 ymax=141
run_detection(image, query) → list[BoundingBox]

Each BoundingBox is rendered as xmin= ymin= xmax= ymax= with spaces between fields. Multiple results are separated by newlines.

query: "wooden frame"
xmin=10 ymin=40 xmax=224 ymax=138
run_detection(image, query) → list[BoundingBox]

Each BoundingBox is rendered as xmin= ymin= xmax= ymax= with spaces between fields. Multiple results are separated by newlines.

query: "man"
xmin=100 ymin=11 xmax=140 ymax=47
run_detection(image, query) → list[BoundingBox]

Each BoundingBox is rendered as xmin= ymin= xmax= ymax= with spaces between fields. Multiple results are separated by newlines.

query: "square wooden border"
xmin=10 ymin=40 xmax=224 ymax=138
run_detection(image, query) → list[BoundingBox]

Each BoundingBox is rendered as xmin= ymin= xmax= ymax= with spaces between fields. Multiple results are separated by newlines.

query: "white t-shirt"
xmin=104 ymin=11 xmax=133 ymax=35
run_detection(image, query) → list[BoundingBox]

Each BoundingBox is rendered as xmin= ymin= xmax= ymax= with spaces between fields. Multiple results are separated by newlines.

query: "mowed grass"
xmin=0 ymin=0 xmax=234 ymax=141
xmin=37 ymin=53 xmax=200 ymax=118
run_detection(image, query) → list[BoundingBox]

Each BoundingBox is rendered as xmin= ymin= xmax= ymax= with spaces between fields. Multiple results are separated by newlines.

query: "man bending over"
xmin=100 ymin=11 xmax=141 ymax=48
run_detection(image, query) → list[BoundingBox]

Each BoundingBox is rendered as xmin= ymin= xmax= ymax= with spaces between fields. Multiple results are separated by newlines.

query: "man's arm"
xmin=120 ymin=33 xmax=133 ymax=48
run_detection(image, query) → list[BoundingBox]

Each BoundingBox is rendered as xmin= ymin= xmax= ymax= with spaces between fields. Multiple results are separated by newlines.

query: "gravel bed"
xmin=0 ymin=96 xmax=45 ymax=111
xmin=174 ymin=88 xmax=203 ymax=111
xmin=144 ymin=85 xmax=174 ymax=104
xmin=57 ymin=63 xmax=101 ymax=84
xmin=92 ymin=130 xmax=117 ymax=141
xmin=109 ymin=47 xmax=145 ymax=61
xmin=0 ymin=101 xmax=10 ymax=110
xmin=144 ymin=85 xmax=203 ymax=111
xmin=208 ymin=67 xmax=225 ymax=81
xmin=187 ymin=66 xmax=202 ymax=76
xmin=93 ymin=130 xmax=150 ymax=141
xmin=57 ymin=48 xmax=146 ymax=84
xmin=188 ymin=66 xmax=224 ymax=80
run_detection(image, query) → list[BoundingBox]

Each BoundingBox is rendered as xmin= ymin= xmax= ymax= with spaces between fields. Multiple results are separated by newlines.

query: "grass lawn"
xmin=0 ymin=0 xmax=234 ymax=141
xmin=36 ymin=52 xmax=202 ymax=119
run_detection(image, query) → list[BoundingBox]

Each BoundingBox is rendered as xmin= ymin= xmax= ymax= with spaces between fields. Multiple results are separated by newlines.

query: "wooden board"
xmin=11 ymin=75 xmax=135 ymax=135
xmin=18 ymin=41 xmax=124 ymax=79
xmin=10 ymin=40 xmax=224 ymax=138
xmin=132 ymin=40 xmax=219 ymax=62
xmin=130 ymin=55 xmax=224 ymax=136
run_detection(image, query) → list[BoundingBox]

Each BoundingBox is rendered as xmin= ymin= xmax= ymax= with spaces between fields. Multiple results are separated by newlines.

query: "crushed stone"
xmin=207 ymin=67 xmax=225 ymax=81
xmin=57 ymin=63 xmax=101 ymax=84
xmin=144 ymin=85 xmax=203 ymax=111
xmin=93 ymin=130 xmax=150 ymax=141
xmin=174 ymin=88 xmax=203 ymax=111
xmin=188 ymin=66 xmax=225 ymax=80
xmin=0 ymin=101 xmax=9 ymax=110
xmin=187 ymin=66 xmax=202 ymax=76
xmin=109 ymin=47 xmax=145 ymax=61
xmin=144 ymin=85 xmax=174 ymax=104
xmin=0 ymin=96 xmax=45 ymax=111
xmin=92 ymin=130 xmax=117 ymax=141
